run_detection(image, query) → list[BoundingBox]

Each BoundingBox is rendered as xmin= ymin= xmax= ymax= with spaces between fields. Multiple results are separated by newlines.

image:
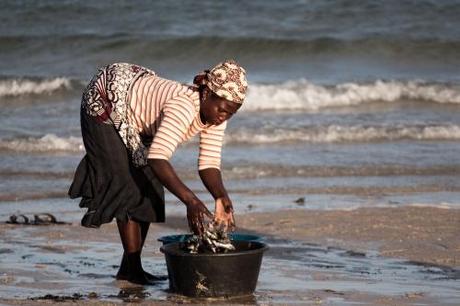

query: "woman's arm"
xmin=146 ymin=96 xmax=215 ymax=234
xmin=199 ymin=168 xmax=228 ymax=200
xmin=199 ymin=168 xmax=235 ymax=230
xmin=148 ymin=159 xmax=212 ymax=234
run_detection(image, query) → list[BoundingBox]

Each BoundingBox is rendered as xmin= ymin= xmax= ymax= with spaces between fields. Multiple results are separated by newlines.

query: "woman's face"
xmin=200 ymin=90 xmax=241 ymax=125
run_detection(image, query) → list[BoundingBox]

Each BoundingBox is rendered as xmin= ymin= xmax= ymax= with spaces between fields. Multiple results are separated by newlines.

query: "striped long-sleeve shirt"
xmin=127 ymin=74 xmax=227 ymax=170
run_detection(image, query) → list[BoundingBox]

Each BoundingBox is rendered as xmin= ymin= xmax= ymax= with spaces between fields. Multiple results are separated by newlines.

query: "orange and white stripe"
xmin=128 ymin=75 xmax=226 ymax=170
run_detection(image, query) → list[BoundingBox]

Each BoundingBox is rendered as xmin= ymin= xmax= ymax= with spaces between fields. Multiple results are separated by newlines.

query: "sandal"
xmin=6 ymin=213 xmax=69 ymax=225
xmin=7 ymin=214 xmax=29 ymax=225
xmin=34 ymin=213 xmax=67 ymax=225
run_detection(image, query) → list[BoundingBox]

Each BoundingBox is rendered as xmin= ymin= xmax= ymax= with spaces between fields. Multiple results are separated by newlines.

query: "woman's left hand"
xmin=214 ymin=197 xmax=235 ymax=232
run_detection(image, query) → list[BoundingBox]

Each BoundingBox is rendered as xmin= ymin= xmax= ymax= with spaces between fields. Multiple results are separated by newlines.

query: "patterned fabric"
xmin=82 ymin=63 xmax=155 ymax=167
xmin=196 ymin=59 xmax=248 ymax=104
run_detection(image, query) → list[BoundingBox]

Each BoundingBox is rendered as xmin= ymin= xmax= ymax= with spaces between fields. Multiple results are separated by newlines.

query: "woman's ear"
xmin=202 ymin=87 xmax=212 ymax=102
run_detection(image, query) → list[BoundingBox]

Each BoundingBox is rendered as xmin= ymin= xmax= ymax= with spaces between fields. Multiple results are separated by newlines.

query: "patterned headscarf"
xmin=194 ymin=59 xmax=248 ymax=104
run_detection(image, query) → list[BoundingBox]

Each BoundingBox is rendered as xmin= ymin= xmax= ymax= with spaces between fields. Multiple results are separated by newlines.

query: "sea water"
xmin=0 ymin=0 xmax=459 ymax=216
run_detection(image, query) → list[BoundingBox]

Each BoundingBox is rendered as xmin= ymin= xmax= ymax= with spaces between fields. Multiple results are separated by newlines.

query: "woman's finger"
xmin=203 ymin=206 xmax=213 ymax=219
xmin=197 ymin=220 xmax=204 ymax=235
xmin=224 ymin=202 xmax=233 ymax=214
xmin=229 ymin=214 xmax=236 ymax=231
xmin=187 ymin=216 xmax=194 ymax=232
xmin=215 ymin=218 xmax=225 ymax=230
xmin=229 ymin=221 xmax=235 ymax=232
xmin=193 ymin=220 xmax=201 ymax=235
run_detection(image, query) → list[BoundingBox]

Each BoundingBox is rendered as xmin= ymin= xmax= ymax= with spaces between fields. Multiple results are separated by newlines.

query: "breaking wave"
xmin=1 ymin=124 xmax=460 ymax=154
xmin=0 ymin=134 xmax=83 ymax=152
xmin=1 ymin=76 xmax=459 ymax=112
xmin=0 ymin=77 xmax=77 ymax=97
xmin=245 ymin=79 xmax=460 ymax=111
xmin=225 ymin=124 xmax=460 ymax=144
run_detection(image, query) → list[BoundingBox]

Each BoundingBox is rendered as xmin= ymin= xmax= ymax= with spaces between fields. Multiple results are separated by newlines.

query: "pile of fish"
xmin=184 ymin=223 xmax=235 ymax=254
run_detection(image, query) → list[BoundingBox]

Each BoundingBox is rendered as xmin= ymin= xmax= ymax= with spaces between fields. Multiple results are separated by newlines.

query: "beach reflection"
xmin=0 ymin=221 xmax=459 ymax=305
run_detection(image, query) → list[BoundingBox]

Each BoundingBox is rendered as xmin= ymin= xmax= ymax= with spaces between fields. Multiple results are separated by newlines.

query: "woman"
xmin=68 ymin=60 xmax=248 ymax=285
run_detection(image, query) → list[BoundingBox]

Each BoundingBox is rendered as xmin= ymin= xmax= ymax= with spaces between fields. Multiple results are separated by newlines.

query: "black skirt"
xmin=68 ymin=110 xmax=165 ymax=228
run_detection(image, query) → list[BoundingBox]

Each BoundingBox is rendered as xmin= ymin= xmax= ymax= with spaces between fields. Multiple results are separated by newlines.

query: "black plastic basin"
xmin=160 ymin=240 xmax=268 ymax=298
xmin=158 ymin=233 xmax=261 ymax=245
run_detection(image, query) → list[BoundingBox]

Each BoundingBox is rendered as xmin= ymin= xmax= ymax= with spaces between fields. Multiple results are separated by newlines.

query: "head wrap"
xmin=194 ymin=59 xmax=248 ymax=104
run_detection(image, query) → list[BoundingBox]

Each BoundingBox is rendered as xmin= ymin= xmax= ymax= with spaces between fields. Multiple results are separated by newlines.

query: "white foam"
xmin=225 ymin=124 xmax=460 ymax=144
xmin=244 ymin=79 xmax=460 ymax=111
xmin=407 ymin=203 xmax=454 ymax=209
xmin=1 ymin=124 xmax=459 ymax=153
xmin=0 ymin=77 xmax=73 ymax=97
xmin=0 ymin=134 xmax=83 ymax=152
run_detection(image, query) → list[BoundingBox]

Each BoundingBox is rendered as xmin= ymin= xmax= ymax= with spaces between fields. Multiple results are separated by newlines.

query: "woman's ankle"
xmin=125 ymin=251 xmax=144 ymax=274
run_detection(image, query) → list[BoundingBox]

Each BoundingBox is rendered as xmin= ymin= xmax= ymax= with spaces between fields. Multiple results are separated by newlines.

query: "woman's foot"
xmin=124 ymin=272 xmax=156 ymax=285
xmin=143 ymin=270 xmax=168 ymax=282
xmin=115 ymin=251 xmax=166 ymax=284
xmin=116 ymin=270 xmax=166 ymax=283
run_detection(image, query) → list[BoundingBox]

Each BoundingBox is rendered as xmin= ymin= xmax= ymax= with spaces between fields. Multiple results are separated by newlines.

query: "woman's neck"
xmin=198 ymin=87 xmax=207 ymax=124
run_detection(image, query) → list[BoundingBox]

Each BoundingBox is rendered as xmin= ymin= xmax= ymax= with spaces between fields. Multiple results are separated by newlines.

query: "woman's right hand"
xmin=186 ymin=198 xmax=213 ymax=235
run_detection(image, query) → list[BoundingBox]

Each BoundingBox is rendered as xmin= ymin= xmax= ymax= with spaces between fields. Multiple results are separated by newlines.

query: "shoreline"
xmin=0 ymin=205 xmax=459 ymax=305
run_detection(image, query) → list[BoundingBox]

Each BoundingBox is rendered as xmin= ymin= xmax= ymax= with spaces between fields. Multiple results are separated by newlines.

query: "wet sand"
xmin=237 ymin=205 xmax=460 ymax=267
xmin=0 ymin=206 xmax=459 ymax=305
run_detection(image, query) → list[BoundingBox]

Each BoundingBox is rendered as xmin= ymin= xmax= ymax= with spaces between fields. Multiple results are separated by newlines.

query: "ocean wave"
xmin=2 ymin=164 xmax=457 ymax=183
xmin=2 ymin=75 xmax=459 ymax=111
xmin=0 ymin=170 xmax=73 ymax=179
xmin=1 ymin=124 xmax=459 ymax=154
xmin=2 ymin=35 xmax=459 ymax=60
xmin=225 ymin=124 xmax=460 ymax=144
xmin=245 ymin=80 xmax=460 ymax=111
xmin=0 ymin=134 xmax=83 ymax=152
xmin=219 ymin=164 xmax=460 ymax=180
xmin=0 ymin=77 xmax=78 ymax=97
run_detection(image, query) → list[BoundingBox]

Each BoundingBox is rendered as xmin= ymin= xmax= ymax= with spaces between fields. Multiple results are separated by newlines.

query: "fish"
xmin=183 ymin=223 xmax=235 ymax=254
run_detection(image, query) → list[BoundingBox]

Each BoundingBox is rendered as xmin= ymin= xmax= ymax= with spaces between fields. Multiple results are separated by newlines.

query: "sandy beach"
xmin=237 ymin=206 xmax=460 ymax=267
xmin=0 ymin=205 xmax=459 ymax=305
xmin=2 ymin=1 xmax=460 ymax=305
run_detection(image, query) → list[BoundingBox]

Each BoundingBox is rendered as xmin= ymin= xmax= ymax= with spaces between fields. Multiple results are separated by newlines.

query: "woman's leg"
xmin=116 ymin=219 xmax=150 ymax=284
xmin=118 ymin=219 xmax=143 ymax=253
xmin=116 ymin=220 xmax=166 ymax=283
xmin=140 ymin=221 xmax=150 ymax=249
xmin=138 ymin=222 xmax=165 ymax=280
xmin=117 ymin=221 xmax=148 ymax=270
